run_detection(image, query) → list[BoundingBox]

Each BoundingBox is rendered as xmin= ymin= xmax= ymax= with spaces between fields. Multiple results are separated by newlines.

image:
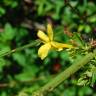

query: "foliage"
xmin=0 ymin=0 xmax=96 ymax=96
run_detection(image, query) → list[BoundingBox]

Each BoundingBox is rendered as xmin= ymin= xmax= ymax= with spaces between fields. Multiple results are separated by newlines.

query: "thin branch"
xmin=0 ymin=39 xmax=40 ymax=57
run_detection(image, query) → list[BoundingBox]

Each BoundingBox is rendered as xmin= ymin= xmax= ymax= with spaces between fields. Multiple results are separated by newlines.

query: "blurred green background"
xmin=0 ymin=0 xmax=96 ymax=96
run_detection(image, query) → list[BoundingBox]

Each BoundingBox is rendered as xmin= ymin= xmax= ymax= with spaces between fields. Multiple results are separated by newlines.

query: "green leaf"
xmin=64 ymin=87 xmax=76 ymax=96
xmin=91 ymin=67 xmax=96 ymax=85
xmin=52 ymin=1 xmax=63 ymax=20
xmin=11 ymin=1 xmax=18 ymax=8
xmin=15 ymin=27 xmax=28 ymax=41
xmin=70 ymin=1 xmax=78 ymax=7
xmin=49 ymin=50 xmax=58 ymax=58
xmin=0 ymin=7 xmax=6 ymax=16
xmin=72 ymin=33 xmax=84 ymax=47
xmin=22 ymin=84 xmax=40 ymax=93
xmin=44 ymin=2 xmax=53 ymax=12
xmin=0 ymin=58 xmax=6 ymax=71
xmin=15 ymin=65 xmax=39 ymax=81
xmin=78 ymin=86 xmax=92 ymax=95
xmin=88 ymin=16 xmax=96 ymax=23
xmin=12 ymin=52 xmax=26 ymax=66
xmin=78 ymin=25 xmax=84 ymax=32
xmin=38 ymin=3 xmax=44 ymax=15
xmin=0 ymin=45 xmax=11 ymax=56
xmin=1 ymin=23 xmax=15 ymax=40
xmin=36 ymin=0 xmax=46 ymax=16
xmin=60 ymin=51 xmax=69 ymax=60
xmin=77 ymin=78 xmax=88 ymax=86
xmin=85 ymin=25 xmax=91 ymax=33
xmin=1 ymin=92 xmax=7 ymax=96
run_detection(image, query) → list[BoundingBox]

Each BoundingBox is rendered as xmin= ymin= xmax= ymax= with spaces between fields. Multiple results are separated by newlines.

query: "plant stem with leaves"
xmin=32 ymin=49 xmax=96 ymax=96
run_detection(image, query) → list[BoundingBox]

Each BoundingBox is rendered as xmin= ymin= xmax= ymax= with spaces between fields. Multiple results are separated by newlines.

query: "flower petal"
xmin=51 ymin=41 xmax=73 ymax=50
xmin=38 ymin=43 xmax=51 ymax=59
xmin=47 ymin=24 xmax=53 ymax=41
xmin=37 ymin=30 xmax=49 ymax=42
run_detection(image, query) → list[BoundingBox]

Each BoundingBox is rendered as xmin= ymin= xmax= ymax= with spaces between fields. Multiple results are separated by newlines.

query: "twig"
xmin=0 ymin=39 xmax=40 ymax=57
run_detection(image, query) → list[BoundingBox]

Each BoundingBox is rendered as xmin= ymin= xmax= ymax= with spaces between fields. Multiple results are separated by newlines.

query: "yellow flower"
xmin=37 ymin=24 xmax=73 ymax=59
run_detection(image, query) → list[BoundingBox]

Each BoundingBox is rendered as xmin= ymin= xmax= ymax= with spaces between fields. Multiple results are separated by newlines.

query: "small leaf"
xmin=15 ymin=65 xmax=39 ymax=81
xmin=0 ymin=45 xmax=11 ymax=56
xmin=12 ymin=52 xmax=26 ymax=66
xmin=91 ymin=67 xmax=96 ymax=85
xmin=78 ymin=25 xmax=84 ymax=32
xmin=85 ymin=25 xmax=91 ymax=33
xmin=11 ymin=1 xmax=18 ymax=8
xmin=77 ymin=78 xmax=88 ymax=86
xmin=1 ymin=23 xmax=15 ymax=40
xmin=0 ymin=58 xmax=6 ymax=71
xmin=89 ymin=16 xmax=96 ymax=23
xmin=0 ymin=7 xmax=6 ymax=16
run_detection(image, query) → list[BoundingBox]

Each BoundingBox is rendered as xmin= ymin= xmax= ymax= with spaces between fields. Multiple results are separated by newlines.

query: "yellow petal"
xmin=47 ymin=24 xmax=53 ymax=41
xmin=38 ymin=43 xmax=51 ymax=59
xmin=37 ymin=30 xmax=49 ymax=42
xmin=51 ymin=41 xmax=73 ymax=50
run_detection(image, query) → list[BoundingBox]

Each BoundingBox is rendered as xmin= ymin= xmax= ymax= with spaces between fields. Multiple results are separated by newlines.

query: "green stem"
xmin=32 ymin=50 xmax=96 ymax=96
xmin=0 ymin=39 xmax=40 ymax=57
xmin=75 ymin=33 xmax=85 ymax=46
